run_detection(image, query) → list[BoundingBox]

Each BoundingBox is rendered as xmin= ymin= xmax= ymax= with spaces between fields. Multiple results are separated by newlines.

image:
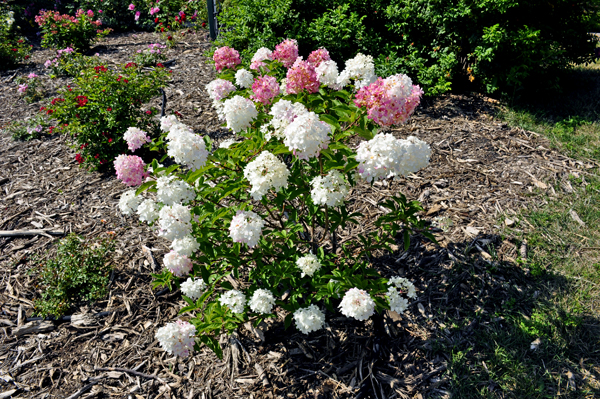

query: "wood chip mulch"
xmin=1 ymin=31 xmax=596 ymax=399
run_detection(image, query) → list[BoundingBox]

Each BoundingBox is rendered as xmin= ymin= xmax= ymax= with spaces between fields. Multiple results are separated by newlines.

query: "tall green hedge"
xmin=214 ymin=0 xmax=600 ymax=95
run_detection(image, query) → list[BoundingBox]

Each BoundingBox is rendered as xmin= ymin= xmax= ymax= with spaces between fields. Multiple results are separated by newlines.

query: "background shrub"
xmin=213 ymin=0 xmax=600 ymax=96
xmin=35 ymin=9 xmax=112 ymax=51
xmin=46 ymin=62 xmax=171 ymax=169
xmin=0 ymin=5 xmax=32 ymax=68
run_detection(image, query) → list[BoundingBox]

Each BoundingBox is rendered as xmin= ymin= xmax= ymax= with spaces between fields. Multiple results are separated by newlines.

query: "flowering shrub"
xmin=46 ymin=63 xmax=170 ymax=169
xmin=44 ymin=47 xmax=92 ymax=77
xmin=0 ymin=8 xmax=32 ymax=68
xmin=15 ymin=73 xmax=44 ymax=103
xmin=133 ymin=43 xmax=167 ymax=66
xmin=35 ymin=9 xmax=112 ymax=51
xmin=119 ymin=40 xmax=433 ymax=358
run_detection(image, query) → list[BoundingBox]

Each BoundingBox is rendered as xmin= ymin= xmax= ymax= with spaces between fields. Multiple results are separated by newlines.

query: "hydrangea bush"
xmin=35 ymin=9 xmax=112 ymax=51
xmin=46 ymin=62 xmax=170 ymax=168
xmin=119 ymin=40 xmax=433 ymax=358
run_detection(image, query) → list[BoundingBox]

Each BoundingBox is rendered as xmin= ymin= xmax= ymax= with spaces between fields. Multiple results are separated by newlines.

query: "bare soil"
xmin=1 ymin=31 xmax=596 ymax=399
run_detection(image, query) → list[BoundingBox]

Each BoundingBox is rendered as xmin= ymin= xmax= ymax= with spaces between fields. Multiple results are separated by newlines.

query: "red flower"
xmin=64 ymin=124 xmax=68 ymax=127
xmin=167 ymin=36 xmax=172 ymax=41
xmin=202 ymin=22 xmax=206 ymax=27
xmin=75 ymin=154 xmax=84 ymax=164
xmin=17 ymin=39 xmax=23 ymax=43
xmin=146 ymin=110 xmax=152 ymax=115
xmin=156 ymin=63 xmax=164 ymax=68
xmin=76 ymin=96 xmax=88 ymax=107
xmin=160 ymin=27 xmax=164 ymax=32
xmin=49 ymin=126 xmax=55 ymax=134
xmin=107 ymin=107 xmax=112 ymax=111
xmin=11 ymin=49 xmax=17 ymax=52
xmin=94 ymin=65 xmax=107 ymax=73
xmin=51 ymin=98 xmax=65 ymax=105
xmin=40 ymin=106 xmax=46 ymax=111
xmin=108 ymin=138 xmax=112 ymax=143
xmin=76 ymin=114 xmax=80 ymax=118
xmin=24 ymin=55 xmax=29 ymax=60
xmin=175 ymin=111 xmax=183 ymax=117
xmin=155 ymin=17 xmax=159 ymax=23
xmin=94 ymin=154 xmax=99 ymax=159
xmin=125 ymin=62 xmax=137 ymax=68
xmin=46 ymin=109 xmax=54 ymax=115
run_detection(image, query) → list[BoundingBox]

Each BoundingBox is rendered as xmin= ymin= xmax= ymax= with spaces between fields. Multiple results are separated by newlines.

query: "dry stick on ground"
xmin=0 ymin=229 xmax=64 ymax=237
xmin=65 ymin=378 xmax=104 ymax=399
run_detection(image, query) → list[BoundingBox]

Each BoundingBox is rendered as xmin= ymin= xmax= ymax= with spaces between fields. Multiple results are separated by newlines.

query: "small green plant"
xmin=33 ymin=233 xmax=114 ymax=318
xmin=133 ymin=43 xmax=167 ymax=66
xmin=3 ymin=114 xmax=52 ymax=141
xmin=44 ymin=47 xmax=93 ymax=78
xmin=15 ymin=73 xmax=44 ymax=103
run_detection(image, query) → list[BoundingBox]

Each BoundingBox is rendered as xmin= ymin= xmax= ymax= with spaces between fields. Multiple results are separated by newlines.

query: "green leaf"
xmin=135 ymin=180 xmax=156 ymax=196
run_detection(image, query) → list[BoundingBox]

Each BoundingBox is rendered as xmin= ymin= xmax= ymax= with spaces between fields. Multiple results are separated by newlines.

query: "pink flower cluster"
xmin=35 ymin=10 xmax=78 ymax=26
xmin=163 ymin=250 xmax=193 ymax=276
xmin=273 ymin=39 xmax=298 ymax=68
xmin=213 ymin=46 xmax=241 ymax=72
xmin=114 ymin=154 xmax=147 ymax=186
xmin=207 ymin=79 xmax=236 ymax=101
xmin=150 ymin=7 xmax=160 ymax=15
xmin=128 ymin=4 xmax=135 ymax=11
xmin=123 ymin=127 xmax=151 ymax=152
xmin=307 ymin=48 xmax=331 ymax=67
xmin=286 ymin=59 xmax=319 ymax=94
xmin=251 ymin=75 xmax=280 ymax=105
xmin=354 ymin=76 xmax=423 ymax=127
xmin=17 ymin=84 xmax=28 ymax=94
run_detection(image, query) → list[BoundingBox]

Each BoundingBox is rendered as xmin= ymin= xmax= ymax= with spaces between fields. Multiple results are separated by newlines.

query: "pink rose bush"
xmin=119 ymin=39 xmax=432 ymax=360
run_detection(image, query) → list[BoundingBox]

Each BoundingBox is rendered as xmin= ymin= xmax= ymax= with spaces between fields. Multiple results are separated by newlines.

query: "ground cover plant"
xmin=2 ymin=113 xmax=51 ymax=141
xmin=35 ymin=8 xmax=112 ymax=51
xmin=43 ymin=47 xmax=93 ymax=78
xmin=213 ymin=0 xmax=600 ymax=96
xmin=45 ymin=61 xmax=170 ymax=168
xmin=32 ymin=233 xmax=114 ymax=318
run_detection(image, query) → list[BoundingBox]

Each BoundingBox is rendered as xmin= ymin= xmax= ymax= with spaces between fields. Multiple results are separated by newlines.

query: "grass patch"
xmin=32 ymin=233 xmax=114 ymax=318
xmin=438 ymin=61 xmax=600 ymax=398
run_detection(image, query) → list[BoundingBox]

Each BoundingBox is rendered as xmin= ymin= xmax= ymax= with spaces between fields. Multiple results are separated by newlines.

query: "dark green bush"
xmin=214 ymin=0 xmax=600 ymax=95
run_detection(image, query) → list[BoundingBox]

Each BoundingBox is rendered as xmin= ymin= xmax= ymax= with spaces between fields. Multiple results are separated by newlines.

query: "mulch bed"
xmin=0 ymin=31 xmax=596 ymax=399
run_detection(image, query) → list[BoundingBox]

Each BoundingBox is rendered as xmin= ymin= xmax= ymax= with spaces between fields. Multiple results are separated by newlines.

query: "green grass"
xmin=438 ymin=62 xmax=600 ymax=398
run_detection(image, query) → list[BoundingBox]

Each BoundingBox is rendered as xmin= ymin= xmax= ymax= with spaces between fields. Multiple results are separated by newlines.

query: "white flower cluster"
xmin=385 ymin=74 xmax=413 ymax=99
xmin=163 ymin=250 xmax=193 ymax=276
xmin=337 ymin=53 xmax=376 ymax=89
xmin=251 ymin=47 xmax=273 ymax=69
xmin=222 ymin=95 xmax=258 ymax=133
xmin=293 ymin=304 xmax=325 ymax=334
xmin=160 ymin=115 xmax=179 ymax=132
xmin=310 ymin=170 xmax=349 ymax=207
xmin=386 ymin=276 xmax=416 ymax=314
xmin=118 ymin=190 xmax=142 ymax=215
xmin=155 ymin=320 xmax=196 ymax=357
xmin=171 ymin=235 xmax=199 ymax=257
xmin=283 ymin=111 xmax=331 ymax=160
xmin=235 ymin=68 xmax=254 ymax=88
xmin=296 ymin=253 xmax=322 ymax=277
xmin=180 ymin=278 xmax=206 ymax=300
xmin=315 ymin=60 xmax=340 ymax=89
xmin=220 ymin=290 xmax=246 ymax=314
xmin=229 ymin=210 xmax=265 ymax=248
xmin=355 ymin=134 xmax=431 ymax=182
xmin=137 ymin=199 xmax=159 ymax=223
xmin=156 ymin=176 xmax=195 ymax=206
xmin=263 ymin=100 xmax=308 ymax=140
xmin=157 ymin=204 xmax=192 ymax=241
xmin=248 ymin=289 xmax=276 ymax=314
xmin=206 ymin=79 xmax=236 ymax=101
xmin=166 ymin=123 xmax=208 ymax=171
xmin=243 ymin=151 xmax=290 ymax=200
xmin=339 ymin=288 xmax=375 ymax=321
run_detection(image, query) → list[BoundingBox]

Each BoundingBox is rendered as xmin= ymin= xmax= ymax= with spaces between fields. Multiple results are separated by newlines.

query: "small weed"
xmin=3 ymin=115 xmax=52 ymax=141
xmin=32 ymin=233 xmax=114 ymax=318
